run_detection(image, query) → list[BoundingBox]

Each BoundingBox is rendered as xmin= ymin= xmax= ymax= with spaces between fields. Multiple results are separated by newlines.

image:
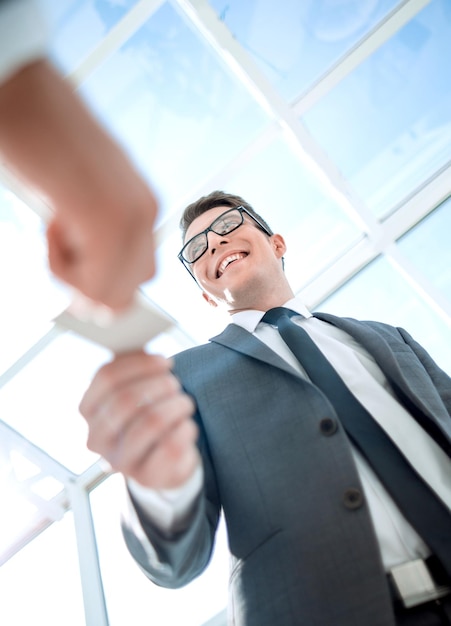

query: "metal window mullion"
xmin=68 ymin=0 xmax=166 ymax=86
xmin=0 ymin=325 xmax=65 ymax=389
xmin=0 ymin=419 xmax=75 ymax=484
xmin=298 ymin=236 xmax=381 ymax=308
xmin=66 ymin=479 xmax=109 ymax=626
xmin=293 ymin=0 xmax=431 ymax=116
xmin=76 ymin=458 xmax=112 ymax=492
xmin=298 ymin=177 xmax=451 ymax=311
xmin=382 ymin=162 xmax=451 ymax=240
xmin=173 ymin=0 xmax=384 ymax=239
xmin=0 ymin=513 xmax=62 ymax=567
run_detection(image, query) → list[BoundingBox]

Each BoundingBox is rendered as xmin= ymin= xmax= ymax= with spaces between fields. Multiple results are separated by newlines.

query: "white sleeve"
xmin=0 ymin=0 xmax=49 ymax=85
xmin=126 ymin=462 xmax=204 ymax=534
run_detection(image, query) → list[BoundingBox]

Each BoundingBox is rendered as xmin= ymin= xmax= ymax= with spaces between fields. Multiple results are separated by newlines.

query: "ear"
xmin=202 ymin=292 xmax=218 ymax=307
xmin=271 ymin=234 xmax=287 ymax=260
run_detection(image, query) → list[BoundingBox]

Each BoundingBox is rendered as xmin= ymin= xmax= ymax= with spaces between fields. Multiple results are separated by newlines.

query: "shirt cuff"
xmin=127 ymin=463 xmax=204 ymax=533
xmin=0 ymin=0 xmax=49 ymax=85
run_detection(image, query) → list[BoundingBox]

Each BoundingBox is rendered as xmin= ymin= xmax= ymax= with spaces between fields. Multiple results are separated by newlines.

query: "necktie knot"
xmin=261 ymin=307 xmax=300 ymax=326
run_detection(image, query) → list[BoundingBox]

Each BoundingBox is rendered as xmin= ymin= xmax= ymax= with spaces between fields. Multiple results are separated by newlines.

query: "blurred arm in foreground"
xmin=0 ymin=0 xmax=158 ymax=309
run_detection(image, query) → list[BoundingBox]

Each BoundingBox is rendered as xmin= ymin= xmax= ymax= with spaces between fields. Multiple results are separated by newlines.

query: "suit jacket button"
xmin=319 ymin=417 xmax=338 ymax=436
xmin=343 ymin=488 xmax=364 ymax=510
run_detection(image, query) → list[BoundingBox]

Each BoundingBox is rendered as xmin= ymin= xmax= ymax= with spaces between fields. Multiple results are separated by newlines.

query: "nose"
xmin=209 ymin=231 xmax=229 ymax=255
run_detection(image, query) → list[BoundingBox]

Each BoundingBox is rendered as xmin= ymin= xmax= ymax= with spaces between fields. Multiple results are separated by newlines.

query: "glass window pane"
xmin=79 ymin=2 xmax=271 ymax=220
xmin=302 ymin=0 xmax=451 ymax=218
xmin=220 ymin=136 xmax=362 ymax=293
xmin=0 ymin=512 xmax=85 ymax=626
xmin=0 ymin=186 xmax=68 ymax=375
xmin=91 ymin=474 xmax=229 ymax=626
xmin=38 ymin=0 xmax=140 ymax=73
xmin=209 ymin=0 xmax=400 ymax=101
xmin=0 ymin=433 xmax=66 ymax=563
xmin=0 ymin=333 xmax=110 ymax=473
xmin=398 ymin=197 xmax=451 ymax=301
xmin=319 ymin=255 xmax=451 ymax=374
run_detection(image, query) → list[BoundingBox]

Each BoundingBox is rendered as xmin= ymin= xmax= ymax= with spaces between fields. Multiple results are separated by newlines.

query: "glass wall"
xmin=1 ymin=1 xmax=450 ymax=624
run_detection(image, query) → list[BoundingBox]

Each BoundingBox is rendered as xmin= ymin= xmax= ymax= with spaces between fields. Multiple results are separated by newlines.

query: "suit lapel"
xmin=212 ymin=315 xmax=422 ymax=396
xmin=211 ymin=314 xmax=450 ymax=450
xmin=210 ymin=323 xmax=303 ymax=380
xmin=211 ymin=315 xmax=433 ymax=409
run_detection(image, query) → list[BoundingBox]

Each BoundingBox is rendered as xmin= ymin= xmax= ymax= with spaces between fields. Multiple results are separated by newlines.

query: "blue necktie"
xmin=262 ymin=307 xmax=451 ymax=576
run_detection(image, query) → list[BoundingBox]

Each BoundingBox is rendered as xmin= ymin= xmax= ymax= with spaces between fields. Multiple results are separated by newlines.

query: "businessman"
xmin=80 ymin=191 xmax=451 ymax=625
xmin=0 ymin=0 xmax=158 ymax=309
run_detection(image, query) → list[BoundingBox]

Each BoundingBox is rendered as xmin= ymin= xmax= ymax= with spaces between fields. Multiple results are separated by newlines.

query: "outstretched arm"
xmin=0 ymin=59 xmax=158 ymax=309
xmin=79 ymin=351 xmax=219 ymax=586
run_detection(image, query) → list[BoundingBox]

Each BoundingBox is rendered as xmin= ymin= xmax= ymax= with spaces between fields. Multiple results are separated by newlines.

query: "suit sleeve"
xmin=121 ymin=405 xmax=222 ymax=588
xmin=397 ymin=326 xmax=451 ymax=416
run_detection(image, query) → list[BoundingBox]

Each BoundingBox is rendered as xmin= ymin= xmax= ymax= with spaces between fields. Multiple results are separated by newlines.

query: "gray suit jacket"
xmin=123 ymin=314 xmax=451 ymax=626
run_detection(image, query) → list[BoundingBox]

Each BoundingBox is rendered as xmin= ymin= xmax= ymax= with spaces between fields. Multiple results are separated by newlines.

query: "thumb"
xmin=46 ymin=216 xmax=79 ymax=285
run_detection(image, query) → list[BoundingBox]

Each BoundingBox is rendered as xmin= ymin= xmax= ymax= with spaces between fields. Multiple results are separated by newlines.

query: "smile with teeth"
xmin=217 ymin=252 xmax=248 ymax=277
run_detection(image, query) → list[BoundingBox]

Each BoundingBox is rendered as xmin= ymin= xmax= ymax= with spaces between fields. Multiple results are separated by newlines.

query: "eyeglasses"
xmin=178 ymin=206 xmax=272 ymax=272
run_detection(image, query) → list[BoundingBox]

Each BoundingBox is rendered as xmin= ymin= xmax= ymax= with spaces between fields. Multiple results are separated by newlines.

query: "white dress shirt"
xmin=0 ymin=0 xmax=48 ymax=85
xmin=128 ymin=297 xmax=451 ymax=572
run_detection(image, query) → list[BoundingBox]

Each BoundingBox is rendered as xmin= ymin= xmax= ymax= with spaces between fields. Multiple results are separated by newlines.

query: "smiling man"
xmin=178 ymin=200 xmax=287 ymax=312
xmin=80 ymin=191 xmax=451 ymax=626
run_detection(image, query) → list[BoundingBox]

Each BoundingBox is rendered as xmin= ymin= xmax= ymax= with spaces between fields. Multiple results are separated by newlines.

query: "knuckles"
xmin=81 ymin=354 xmax=197 ymax=488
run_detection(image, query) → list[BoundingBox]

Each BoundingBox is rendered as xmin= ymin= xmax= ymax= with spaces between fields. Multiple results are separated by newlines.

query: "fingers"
xmin=79 ymin=351 xmax=171 ymax=417
xmin=79 ymin=352 xmax=198 ymax=490
xmin=47 ymin=191 xmax=157 ymax=311
xmin=86 ymin=368 xmax=184 ymax=448
xmin=105 ymin=396 xmax=199 ymax=490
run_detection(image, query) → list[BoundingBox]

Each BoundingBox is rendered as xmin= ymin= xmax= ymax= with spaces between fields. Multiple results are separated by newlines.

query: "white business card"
xmin=53 ymin=292 xmax=174 ymax=353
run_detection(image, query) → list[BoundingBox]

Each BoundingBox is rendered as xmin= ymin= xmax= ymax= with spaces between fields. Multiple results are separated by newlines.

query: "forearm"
xmin=0 ymin=58 xmax=158 ymax=307
xmin=0 ymin=59 xmax=135 ymax=208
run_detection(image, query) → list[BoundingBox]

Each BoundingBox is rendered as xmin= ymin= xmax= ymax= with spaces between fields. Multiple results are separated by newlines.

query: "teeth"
xmin=218 ymin=253 xmax=246 ymax=277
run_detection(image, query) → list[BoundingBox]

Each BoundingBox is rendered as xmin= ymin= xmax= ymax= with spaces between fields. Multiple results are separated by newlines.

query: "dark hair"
xmin=180 ymin=190 xmax=274 ymax=240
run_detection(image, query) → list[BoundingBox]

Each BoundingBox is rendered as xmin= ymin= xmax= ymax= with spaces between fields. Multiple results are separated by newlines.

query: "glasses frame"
xmin=177 ymin=206 xmax=272 ymax=279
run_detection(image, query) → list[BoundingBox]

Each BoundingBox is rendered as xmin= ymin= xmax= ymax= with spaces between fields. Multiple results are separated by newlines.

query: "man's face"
xmin=183 ymin=206 xmax=286 ymax=310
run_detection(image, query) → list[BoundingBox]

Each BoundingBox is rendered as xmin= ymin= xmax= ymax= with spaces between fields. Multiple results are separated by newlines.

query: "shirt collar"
xmin=230 ymin=296 xmax=312 ymax=333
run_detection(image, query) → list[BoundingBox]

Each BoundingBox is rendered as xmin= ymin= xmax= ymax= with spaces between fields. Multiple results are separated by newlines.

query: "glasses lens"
xmin=182 ymin=208 xmax=244 ymax=264
xmin=211 ymin=209 xmax=243 ymax=235
xmin=183 ymin=234 xmax=207 ymax=263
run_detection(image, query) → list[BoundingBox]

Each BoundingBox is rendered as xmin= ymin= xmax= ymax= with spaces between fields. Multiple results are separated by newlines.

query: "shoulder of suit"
xmin=313 ymin=312 xmax=403 ymax=339
xmin=172 ymin=338 xmax=223 ymax=364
